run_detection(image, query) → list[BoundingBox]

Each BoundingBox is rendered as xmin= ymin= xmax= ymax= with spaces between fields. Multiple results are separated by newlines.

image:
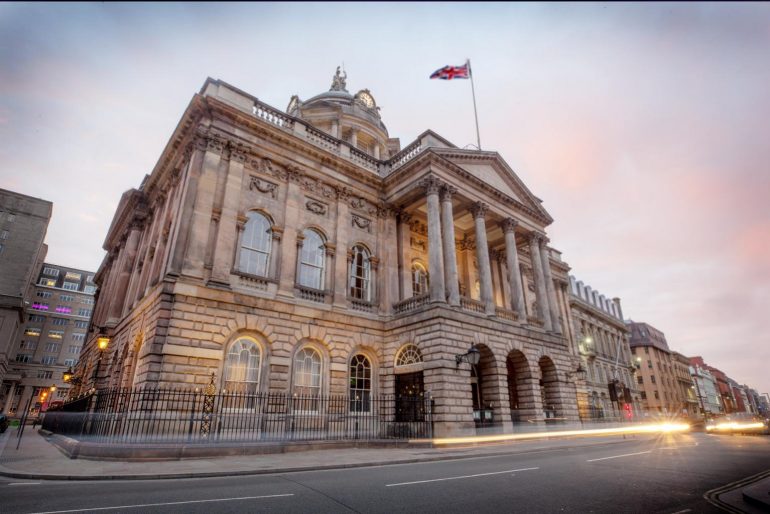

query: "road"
xmin=2 ymin=432 xmax=768 ymax=513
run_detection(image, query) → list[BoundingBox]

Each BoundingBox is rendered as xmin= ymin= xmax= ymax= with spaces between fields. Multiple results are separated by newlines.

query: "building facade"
xmin=567 ymin=276 xmax=641 ymax=420
xmin=689 ymin=362 xmax=722 ymax=416
xmin=672 ymin=352 xmax=698 ymax=417
xmin=74 ymin=71 xmax=595 ymax=436
xmin=627 ymin=321 xmax=690 ymax=416
xmin=0 ymin=189 xmax=52 ymax=389
xmin=1 ymin=263 xmax=96 ymax=415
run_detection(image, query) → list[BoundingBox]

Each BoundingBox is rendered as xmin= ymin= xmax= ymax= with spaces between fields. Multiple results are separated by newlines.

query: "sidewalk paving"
xmin=0 ymin=427 xmax=651 ymax=481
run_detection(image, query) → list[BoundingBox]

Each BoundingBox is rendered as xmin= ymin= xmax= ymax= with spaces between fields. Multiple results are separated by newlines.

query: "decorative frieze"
xmin=248 ymin=176 xmax=278 ymax=198
xmin=351 ymin=214 xmax=372 ymax=233
xmin=410 ymin=237 xmax=426 ymax=252
xmin=305 ymin=199 xmax=328 ymax=216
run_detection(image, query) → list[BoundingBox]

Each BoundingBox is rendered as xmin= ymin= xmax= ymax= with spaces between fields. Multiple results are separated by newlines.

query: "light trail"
xmin=416 ymin=422 xmax=691 ymax=446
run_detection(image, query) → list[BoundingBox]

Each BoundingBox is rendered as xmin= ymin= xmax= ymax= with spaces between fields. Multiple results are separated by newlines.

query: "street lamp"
xmin=91 ymin=335 xmax=111 ymax=388
xmin=455 ymin=345 xmax=481 ymax=367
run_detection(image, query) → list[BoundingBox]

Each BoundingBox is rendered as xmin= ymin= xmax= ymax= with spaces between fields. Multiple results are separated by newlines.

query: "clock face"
xmin=357 ymin=91 xmax=375 ymax=108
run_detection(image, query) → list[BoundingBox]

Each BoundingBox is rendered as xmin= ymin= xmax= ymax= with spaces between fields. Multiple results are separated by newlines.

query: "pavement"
xmin=0 ymin=426 xmax=653 ymax=480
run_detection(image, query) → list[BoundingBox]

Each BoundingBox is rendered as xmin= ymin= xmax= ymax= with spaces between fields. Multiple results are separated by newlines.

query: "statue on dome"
xmin=330 ymin=66 xmax=348 ymax=92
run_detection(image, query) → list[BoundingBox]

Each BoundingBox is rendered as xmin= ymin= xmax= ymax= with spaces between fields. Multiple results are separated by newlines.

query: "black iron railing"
xmin=42 ymin=388 xmax=433 ymax=443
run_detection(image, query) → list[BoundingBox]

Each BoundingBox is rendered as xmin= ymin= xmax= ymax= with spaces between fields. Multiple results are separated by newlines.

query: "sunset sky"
xmin=2 ymin=3 xmax=768 ymax=394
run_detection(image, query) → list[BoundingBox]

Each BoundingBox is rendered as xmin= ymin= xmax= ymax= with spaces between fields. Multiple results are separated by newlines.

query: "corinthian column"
xmin=420 ymin=177 xmax=445 ymax=303
xmin=471 ymin=202 xmax=495 ymax=315
xmin=440 ymin=186 xmax=460 ymax=306
xmin=540 ymin=237 xmax=562 ymax=334
xmin=528 ymin=233 xmax=553 ymax=331
xmin=502 ymin=218 xmax=527 ymax=320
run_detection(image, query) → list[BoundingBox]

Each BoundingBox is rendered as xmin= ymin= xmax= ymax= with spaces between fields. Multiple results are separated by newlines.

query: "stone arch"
xmin=506 ymin=349 xmax=535 ymax=422
xmin=289 ymin=338 xmax=331 ymax=399
xmin=538 ymin=355 xmax=561 ymax=419
xmin=218 ymin=331 xmax=272 ymax=394
xmin=215 ymin=313 xmax=275 ymax=347
xmin=468 ymin=344 xmax=502 ymax=417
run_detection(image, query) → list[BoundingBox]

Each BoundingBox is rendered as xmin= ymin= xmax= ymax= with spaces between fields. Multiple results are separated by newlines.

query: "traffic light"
xmin=623 ymin=402 xmax=633 ymax=420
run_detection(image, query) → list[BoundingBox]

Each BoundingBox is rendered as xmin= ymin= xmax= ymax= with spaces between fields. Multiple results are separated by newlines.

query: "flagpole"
xmin=467 ymin=59 xmax=481 ymax=150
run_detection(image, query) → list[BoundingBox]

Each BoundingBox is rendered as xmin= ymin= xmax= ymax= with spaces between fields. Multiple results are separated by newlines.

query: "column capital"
xmin=270 ymin=225 xmax=284 ymax=241
xmin=529 ymin=231 xmax=545 ymax=245
xmin=418 ymin=176 xmax=443 ymax=195
xmin=439 ymin=185 xmax=457 ymax=202
xmin=396 ymin=210 xmax=412 ymax=224
xmin=501 ymin=217 xmax=519 ymax=234
xmin=470 ymin=201 xmax=489 ymax=219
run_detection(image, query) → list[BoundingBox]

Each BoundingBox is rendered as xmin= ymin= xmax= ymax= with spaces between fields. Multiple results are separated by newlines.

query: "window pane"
xmin=240 ymin=212 xmax=272 ymax=276
xmin=299 ymin=230 xmax=325 ymax=289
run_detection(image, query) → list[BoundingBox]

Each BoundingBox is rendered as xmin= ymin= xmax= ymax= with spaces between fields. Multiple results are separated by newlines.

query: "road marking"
xmin=8 ymin=482 xmax=42 ymax=486
xmin=586 ymin=450 xmax=651 ymax=462
xmin=29 ymin=493 xmax=295 ymax=513
xmin=385 ymin=467 xmax=539 ymax=487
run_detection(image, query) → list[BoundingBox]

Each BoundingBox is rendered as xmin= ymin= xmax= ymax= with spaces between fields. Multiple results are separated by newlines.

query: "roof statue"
xmin=330 ymin=66 xmax=348 ymax=92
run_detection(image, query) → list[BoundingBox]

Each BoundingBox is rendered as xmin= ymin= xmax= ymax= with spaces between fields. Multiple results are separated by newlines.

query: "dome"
xmin=287 ymin=67 xmax=390 ymax=159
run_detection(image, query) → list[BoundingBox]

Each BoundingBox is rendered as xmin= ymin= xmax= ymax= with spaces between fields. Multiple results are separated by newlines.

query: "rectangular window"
xmin=0 ymin=230 xmax=8 ymax=240
xmin=37 ymin=370 xmax=53 ymax=379
xmin=24 ymin=327 xmax=41 ymax=337
xmin=55 ymin=305 xmax=72 ymax=313
xmin=647 ymin=360 xmax=653 ymax=369
xmin=71 ymin=333 xmax=85 ymax=343
xmin=637 ymin=375 xmax=643 ymax=385
xmin=41 ymin=356 xmax=57 ymax=365
xmin=6 ymin=213 xmax=15 ymax=222
xmin=654 ymin=390 xmax=660 ymax=400
xmin=81 ymin=297 xmax=95 ymax=305
xmin=84 ymin=285 xmax=97 ymax=294
xmin=86 ymin=275 xmax=94 ymax=283
xmin=59 ymin=295 xmax=74 ymax=302
xmin=57 ymin=389 xmax=69 ymax=398
xmin=77 ymin=308 xmax=92 ymax=317
xmin=21 ymin=340 xmax=36 ymax=350
xmin=650 ymin=375 xmax=656 ymax=384
xmin=36 ymin=291 xmax=52 ymax=299
xmin=64 ymin=359 xmax=76 ymax=367
xmin=51 ymin=318 xmax=68 ymax=326
xmin=38 ymin=278 xmax=56 ymax=287
xmin=68 ymin=344 xmax=81 ymax=354
xmin=640 ymin=391 xmax=647 ymax=400
xmin=43 ymin=267 xmax=60 ymax=277
xmin=644 ymin=346 xmax=649 ymax=354
xmin=74 ymin=320 xmax=88 ymax=329
xmin=28 ymin=314 xmax=45 ymax=322
xmin=64 ymin=272 xmax=81 ymax=281
xmin=62 ymin=282 xmax=80 ymax=291
xmin=15 ymin=354 xmax=32 ymax=363
xmin=45 ymin=342 xmax=60 ymax=352
xmin=47 ymin=330 xmax=64 ymax=340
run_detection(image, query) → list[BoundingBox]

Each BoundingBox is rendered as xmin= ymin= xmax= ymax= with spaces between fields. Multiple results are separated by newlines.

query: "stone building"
xmin=567 ymin=276 xmax=642 ymax=420
xmin=0 ymin=189 xmax=52 ymax=389
xmin=74 ymin=71 xmax=586 ymax=436
xmin=690 ymin=356 xmax=737 ymax=414
xmin=689 ymin=361 xmax=722 ymax=416
xmin=671 ymin=351 xmax=698 ymax=418
xmin=627 ymin=321 xmax=690 ymax=416
xmin=0 ymin=263 xmax=96 ymax=415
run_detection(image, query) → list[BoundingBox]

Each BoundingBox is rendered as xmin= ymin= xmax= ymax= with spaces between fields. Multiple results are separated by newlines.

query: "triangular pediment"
xmin=432 ymin=148 xmax=552 ymax=223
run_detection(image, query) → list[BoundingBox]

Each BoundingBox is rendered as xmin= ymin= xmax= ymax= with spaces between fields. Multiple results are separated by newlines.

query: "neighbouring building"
xmin=0 ymin=189 xmax=52 ymax=391
xmin=0 ymin=263 xmax=96 ymax=415
xmin=73 ymin=70 xmax=590 ymax=436
xmin=627 ymin=321 xmax=690 ymax=416
xmin=567 ymin=276 xmax=642 ymax=420
xmin=689 ymin=360 xmax=722 ymax=416
xmin=672 ymin=351 xmax=698 ymax=417
xmin=691 ymin=356 xmax=737 ymax=414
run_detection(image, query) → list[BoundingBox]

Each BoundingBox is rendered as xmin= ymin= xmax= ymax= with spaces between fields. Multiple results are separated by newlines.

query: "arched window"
xmin=349 ymin=354 xmax=372 ymax=412
xmin=395 ymin=344 xmax=423 ymax=367
xmin=224 ymin=338 xmax=261 ymax=393
xmin=349 ymin=245 xmax=371 ymax=301
xmin=411 ymin=262 xmax=428 ymax=296
xmin=293 ymin=347 xmax=322 ymax=410
xmin=298 ymin=229 xmax=325 ymax=290
xmin=239 ymin=212 xmax=272 ymax=277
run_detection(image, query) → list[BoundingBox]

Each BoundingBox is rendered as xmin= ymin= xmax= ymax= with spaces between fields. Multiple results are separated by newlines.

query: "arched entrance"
xmin=394 ymin=344 xmax=425 ymax=422
xmin=538 ymin=356 xmax=560 ymax=420
xmin=506 ymin=350 xmax=532 ymax=423
xmin=470 ymin=344 xmax=499 ymax=428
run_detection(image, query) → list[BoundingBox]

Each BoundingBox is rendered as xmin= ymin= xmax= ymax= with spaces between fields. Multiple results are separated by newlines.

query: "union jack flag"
xmin=430 ymin=62 xmax=470 ymax=80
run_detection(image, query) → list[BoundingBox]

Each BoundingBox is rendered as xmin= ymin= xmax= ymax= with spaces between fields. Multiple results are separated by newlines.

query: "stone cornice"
xmin=569 ymin=296 xmax=628 ymax=332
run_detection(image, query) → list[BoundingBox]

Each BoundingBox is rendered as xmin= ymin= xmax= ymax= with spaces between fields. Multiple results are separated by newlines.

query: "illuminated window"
xmin=55 ymin=306 xmax=72 ymax=314
xmin=25 ymin=328 xmax=41 ymax=337
xmin=395 ymin=344 xmax=423 ymax=367
xmin=298 ymin=229 xmax=325 ymax=290
xmin=38 ymin=278 xmax=56 ymax=287
xmin=64 ymin=272 xmax=81 ymax=281
xmin=349 ymin=354 xmax=372 ymax=412
xmin=48 ymin=330 xmax=64 ymax=340
xmin=239 ymin=212 xmax=272 ymax=277
xmin=348 ymin=245 xmax=371 ymax=301
xmin=411 ymin=262 xmax=428 ymax=295
xmin=223 ymin=338 xmax=261 ymax=394
xmin=293 ymin=347 xmax=322 ymax=408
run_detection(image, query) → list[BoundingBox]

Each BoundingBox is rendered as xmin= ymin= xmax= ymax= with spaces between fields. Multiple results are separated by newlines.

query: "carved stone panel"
xmin=351 ymin=214 xmax=372 ymax=233
xmin=305 ymin=199 xmax=328 ymax=216
xmin=249 ymin=176 xmax=278 ymax=199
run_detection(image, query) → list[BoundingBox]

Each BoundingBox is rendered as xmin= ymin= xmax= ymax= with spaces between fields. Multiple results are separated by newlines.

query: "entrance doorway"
xmin=395 ymin=371 xmax=424 ymax=422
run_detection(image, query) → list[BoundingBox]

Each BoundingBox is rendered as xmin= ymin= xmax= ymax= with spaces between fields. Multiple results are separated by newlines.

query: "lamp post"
xmin=456 ymin=345 xmax=483 ymax=425
xmin=90 ymin=336 xmax=110 ymax=389
xmin=566 ymin=363 xmax=588 ymax=428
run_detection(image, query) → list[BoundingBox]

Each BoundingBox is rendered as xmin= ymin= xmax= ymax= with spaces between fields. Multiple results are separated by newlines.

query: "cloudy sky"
xmin=2 ymin=3 xmax=768 ymax=395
